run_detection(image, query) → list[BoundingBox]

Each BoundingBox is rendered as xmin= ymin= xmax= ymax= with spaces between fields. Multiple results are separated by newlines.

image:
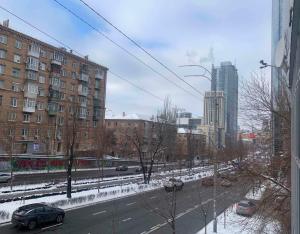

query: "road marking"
xmin=150 ymin=196 xmax=156 ymax=199
xmin=126 ymin=202 xmax=136 ymax=206
xmin=92 ymin=210 xmax=107 ymax=215
xmin=122 ymin=217 xmax=132 ymax=222
xmin=41 ymin=223 xmax=63 ymax=230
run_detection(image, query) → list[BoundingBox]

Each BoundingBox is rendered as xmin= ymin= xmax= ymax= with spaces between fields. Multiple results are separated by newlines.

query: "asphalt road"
xmin=0 ymin=177 xmax=252 ymax=234
xmin=0 ymin=165 xmax=166 ymax=187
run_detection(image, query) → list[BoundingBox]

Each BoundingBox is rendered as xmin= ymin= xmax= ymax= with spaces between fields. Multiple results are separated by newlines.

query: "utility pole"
xmin=212 ymin=77 xmax=218 ymax=233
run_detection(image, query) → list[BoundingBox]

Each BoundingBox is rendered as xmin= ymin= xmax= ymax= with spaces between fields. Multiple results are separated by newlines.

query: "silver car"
xmin=236 ymin=200 xmax=256 ymax=216
xmin=0 ymin=173 xmax=12 ymax=183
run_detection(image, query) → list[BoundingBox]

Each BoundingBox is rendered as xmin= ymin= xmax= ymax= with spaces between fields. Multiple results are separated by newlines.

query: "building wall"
xmin=0 ymin=24 xmax=107 ymax=155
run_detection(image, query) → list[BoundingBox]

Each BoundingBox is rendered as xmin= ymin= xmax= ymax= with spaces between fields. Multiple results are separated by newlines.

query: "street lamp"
xmin=179 ymin=64 xmax=218 ymax=233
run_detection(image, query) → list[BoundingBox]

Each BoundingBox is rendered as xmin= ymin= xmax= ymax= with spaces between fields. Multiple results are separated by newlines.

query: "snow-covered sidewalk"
xmin=196 ymin=185 xmax=280 ymax=234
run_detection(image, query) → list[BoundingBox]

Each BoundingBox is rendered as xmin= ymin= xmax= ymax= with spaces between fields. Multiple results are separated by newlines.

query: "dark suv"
xmin=12 ymin=203 xmax=65 ymax=230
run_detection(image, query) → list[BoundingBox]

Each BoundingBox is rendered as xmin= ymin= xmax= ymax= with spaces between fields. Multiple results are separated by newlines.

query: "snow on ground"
xmin=196 ymin=184 xmax=279 ymax=234
xmin=196 ymin=205 xmax=280 ymax=234
xmin=0 ymin=169 xmax=211 ymax=224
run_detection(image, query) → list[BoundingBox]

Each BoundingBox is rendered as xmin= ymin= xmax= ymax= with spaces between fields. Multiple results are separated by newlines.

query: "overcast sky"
xmin=0 ymin=0 xmax=271 ymax=119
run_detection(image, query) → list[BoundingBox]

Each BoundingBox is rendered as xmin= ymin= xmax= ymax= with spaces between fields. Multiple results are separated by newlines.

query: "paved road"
xmin=0 ymin=178 xmax=252 ymax=234
xmin=0 ymin=165 xmax=166 ymax=187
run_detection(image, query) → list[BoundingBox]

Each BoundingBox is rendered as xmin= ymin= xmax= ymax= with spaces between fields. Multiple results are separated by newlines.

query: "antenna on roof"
xmin=3 ymin=19 xmax=9 ymax=28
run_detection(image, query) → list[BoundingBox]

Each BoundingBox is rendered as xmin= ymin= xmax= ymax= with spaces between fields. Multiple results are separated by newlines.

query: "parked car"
xmin=135 ymin=166 xmax=147 ymax=173
xmin=236 ymin=200 xmax=256 ymax=216
xmin=220 ymin=179 xmax=232 ymax=187
xmin=0 ymin=173 xmax=12 ymax=183
xmin=201 ymin=177 xmax=214 ymax=186
xmin=12 ymin=203 xmax=65 ymax=230
xmin=116 ymin=165 xmax=128 ymax=171
xmin=164 ymin=178 xmax=184 ymax=192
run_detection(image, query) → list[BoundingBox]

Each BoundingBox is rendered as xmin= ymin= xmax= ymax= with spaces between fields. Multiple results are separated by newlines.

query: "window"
xmin=13 ymin=54 xmax=21 ymax=63
xmin=11 ymin=83 xmax=20 ymax=92
xmin=71 ymin=84 xmax=75 ymax=91
xmin=38 ymin=88 xmax=45 ymax=97
xmin=60 ymin=80 xmax=66 ymax=89
xmin=0 ymin=65 xmax=5 ymax=74
xmin=72 ymin=62 xmax=77 ymax=69
xmin=0 ymin=35 xmax=7 ymax=44
xmin=60 ymin=93 xmax=65 ymax=100
xmin=95 ymin=79 xmax=101 ymax=89
xmin=58 ymin=116 xmax=64 ymax=126
xmin=61 ymin=69 xmax=67 ymax=77
xmin=8 ymin=112 xmax=16 ymax=121
xmin=12 ymin=68 xmax=20 ymax=78
xmin=10 ymin=97 xmax=17 ymax=107
xmin=36 ymin=102 xmax=45 ymax=110
xmin=15 ymin=40 xmax=22 ymax=49
xmin=0 ymin=80 xmax=3 ymax=88
xmin=59 ymin=105 xmax=64 ymax=112
xmin=0 ymin=49 xmax=6 ymax=59
xmin=36 ymin=114 xmax=42 ymax=123
xmin=39 ymin=62 xmax=46 ymax=71
xmin=26 ymin=57 xmax=39 ymax=71
xmin=35 ymin=129 xmax=40 ymax=137
xmin=40 ymin=49 xmax=46 ymax=58
xmin=21 ymin=128 xmax=29 ymax=137
xmin=71 ymin=72 xmax=76 ymax=79
xmin=23 ymin=114 xmax=30 ymax=123
xmin=69 ymin=95 xmax=75 ymax=102
xmin=39 ymin=76 xmax=45 ymax=84
xmin=0 ymin=95 xmax=2 ymax=105
xmin=93 ymin=121 xmax=97 ymax=128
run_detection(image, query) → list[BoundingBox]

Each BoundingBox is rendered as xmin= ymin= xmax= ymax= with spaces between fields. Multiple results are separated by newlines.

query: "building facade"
xmin=203 ymin=91 xmax=225 ymax=148
xmin=288 ymin=0 xmax=300 ymax=233
xmin=0 ymin=23 xmax=108 ymax=155
xmin=211 ymin=62 xmax=238 ymax=146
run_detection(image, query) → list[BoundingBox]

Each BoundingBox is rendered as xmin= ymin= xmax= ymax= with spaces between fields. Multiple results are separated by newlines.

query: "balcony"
xmin=51 ymin=52 xmax=64 ymax=66
xmin=24 ymin=83 xmax=38 ymax=99
xmin=93 ymin=107 xmax=102 ymax=121
xmin=48 ymin=102 xmax=58 ymax=116
xmin=26 ymin=71 xmax=38 ymax=81
xmin=95 ymin=71 xmax=104 ymax=80
xmin=79 ymin=73 xmax=89 ymax=83
xmin=26 ymin=63 xmax=39 ymax=72
xmin=78 ymin=84 xmax=88 ymax=96
xmin=28 ymin=43 xmax=40 ymax=58
xmin=23 ymin=99 xmax=36 ymax=113
xmin=49 ymin=89 xmax=60 ymax=101
xmin=93 ymin=98 xmax=101 ymax=107
xmin=51 ymin=64 xmax=61 ymax=75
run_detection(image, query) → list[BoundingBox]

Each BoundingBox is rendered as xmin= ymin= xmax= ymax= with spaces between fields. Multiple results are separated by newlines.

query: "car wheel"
xmin=56 ymin=214 xmax=64 ymax=223
xmin=28 ymin=220 xmax=37 ymax=230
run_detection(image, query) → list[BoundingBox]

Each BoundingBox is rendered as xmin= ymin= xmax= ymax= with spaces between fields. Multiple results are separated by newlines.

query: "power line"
xmin=53 ymin=0 xmax=202 ymax=99
xmin=0 ymin=5 xmax=164 ymax=103
xmin=79 ymin=0 xmax=205 ymax=97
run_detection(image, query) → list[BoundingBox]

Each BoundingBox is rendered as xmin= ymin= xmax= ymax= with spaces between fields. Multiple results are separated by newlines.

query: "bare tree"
xmin=63 ymin=101 xmax=83 ymax=198
xmin=240 ymin=72 xmax=291 ymax=233
xmin=129 ymin=98 xmax=177 ymax=184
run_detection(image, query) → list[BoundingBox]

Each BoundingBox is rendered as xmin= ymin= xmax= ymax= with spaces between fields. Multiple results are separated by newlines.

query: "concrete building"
xmin=176 ymin=111 xmax=203 ymax=130
xmin=211 ymin=62 xmax=238 ymax=146
xmin=271 ymin=0 xmax=292 ymax=156
xmin=203 ymin=91 xmax=225 ymax=148
xmin=0 ymin=22 xmax=108 ymax=154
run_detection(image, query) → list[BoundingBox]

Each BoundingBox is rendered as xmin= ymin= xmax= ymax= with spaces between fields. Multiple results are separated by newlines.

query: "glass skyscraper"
xmin=211 ymin=61 xmax=238 ymax=147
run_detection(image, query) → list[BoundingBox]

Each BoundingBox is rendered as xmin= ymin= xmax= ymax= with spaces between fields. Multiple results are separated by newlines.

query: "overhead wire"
xmin=0 ymin=5 xmax=164 ymax=103
xmin=53 ymin=0 xmax=202 ymax=99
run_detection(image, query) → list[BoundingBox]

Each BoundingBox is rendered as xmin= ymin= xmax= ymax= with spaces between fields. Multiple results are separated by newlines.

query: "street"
xmin=0 ymin=177 xmax=251 ymax=234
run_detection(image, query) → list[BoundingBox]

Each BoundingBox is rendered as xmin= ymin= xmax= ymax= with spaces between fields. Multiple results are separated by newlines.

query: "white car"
xmin=164 ymin=178 xmax=184 ymax=192
xmin=0 ymin=173 xmax=12 ymax=183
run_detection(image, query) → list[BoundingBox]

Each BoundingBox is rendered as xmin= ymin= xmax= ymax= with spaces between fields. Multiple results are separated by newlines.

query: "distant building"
xmin=176 ymin=111 xmax=203 ymax=129
xmin=211 ymin=61 xmax=238 ymax=146
xmin=203 ymin=91 xmax=225 ymax=148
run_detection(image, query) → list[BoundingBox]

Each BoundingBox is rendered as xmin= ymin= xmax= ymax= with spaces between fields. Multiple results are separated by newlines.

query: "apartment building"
xmin=0 ymin=22 xmax=108 ymax=155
